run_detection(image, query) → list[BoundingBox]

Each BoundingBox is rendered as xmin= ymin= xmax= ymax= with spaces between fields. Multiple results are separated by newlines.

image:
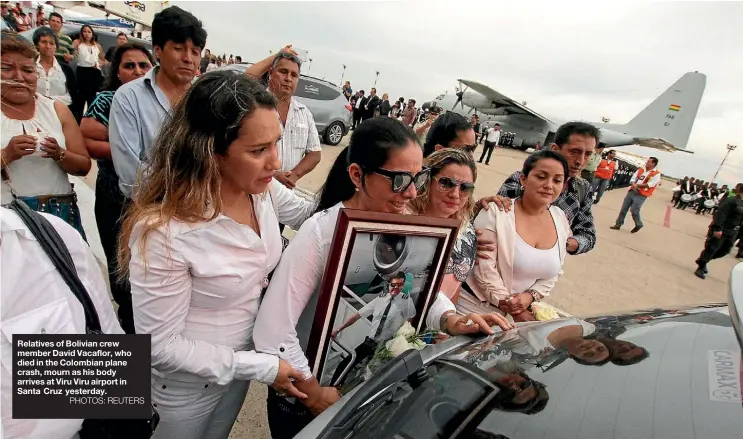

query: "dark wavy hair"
xmin=315 ymin=117 xmax=420 ymax=212
xmin=554 ymin=121 xmax=601 ymax=148
xmin=523 ymin=150 xmax=570 ymax=178
xmin=79 ymin=25 xmax=97 ymax=43
xmin=423 ymin=111 xmax=473 ymax=157
xmin=103 ymin=42 xmax=156 ymax=91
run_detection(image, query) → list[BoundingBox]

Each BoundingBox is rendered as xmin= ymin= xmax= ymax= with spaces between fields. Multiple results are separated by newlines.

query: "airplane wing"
xmin=459 ymin=79 xmax=553 ymax=123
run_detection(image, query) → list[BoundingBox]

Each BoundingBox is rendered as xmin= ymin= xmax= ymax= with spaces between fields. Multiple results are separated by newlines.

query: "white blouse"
xmin=129 ymin=180 xmax=316 ymax=386
xmin=35 ymin=57 xmax=72 ymax=106
xmin=511 ymin=234 xmax=561 ymax=294
xmin=1 ymin=94 xmax=71 ymax=203
xmin=253 ymin=202 xmax=456 ymax=380
xmin=76 ymin=43 xmax=100 ymax=69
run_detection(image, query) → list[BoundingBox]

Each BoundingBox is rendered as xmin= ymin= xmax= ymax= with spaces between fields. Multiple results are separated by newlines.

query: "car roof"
xmin=21 ymin=24 xmax=151 ymax=49
xmin=442 ymin=304 xmax=742 ymax=439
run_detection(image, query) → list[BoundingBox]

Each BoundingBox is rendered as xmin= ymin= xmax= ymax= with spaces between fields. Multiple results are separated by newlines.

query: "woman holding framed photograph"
xmin=465 ymin=150 xmax=572 ymax=322
xmin=253 ymin=117 xmax=514 ymax=439
xmin=117 ymin=72 xmax=317 ymax=439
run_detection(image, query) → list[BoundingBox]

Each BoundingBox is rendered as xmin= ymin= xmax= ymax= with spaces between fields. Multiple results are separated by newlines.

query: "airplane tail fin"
xmin=625 ymin=72 xmax=706 ymax=151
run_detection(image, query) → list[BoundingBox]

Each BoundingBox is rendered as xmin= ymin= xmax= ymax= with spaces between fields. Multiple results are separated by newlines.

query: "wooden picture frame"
xmin=306 ymin=208 xmax=460 ymax=391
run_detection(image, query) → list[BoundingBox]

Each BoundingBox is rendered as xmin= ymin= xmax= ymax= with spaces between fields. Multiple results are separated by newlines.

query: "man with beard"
xmin=108 ymin=6 xmax=206 ymax=332
xmin=245 ymin=49 xmax=322 ymax=189
xmin=496 ymin=121 xmax=599 ymax=254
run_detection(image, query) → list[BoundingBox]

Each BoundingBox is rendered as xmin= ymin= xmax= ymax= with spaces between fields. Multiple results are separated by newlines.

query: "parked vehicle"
xmin=219 ymin=63 xmax=352 ymax=146
xmin=298 ymin=262 xmax=743 ymax=439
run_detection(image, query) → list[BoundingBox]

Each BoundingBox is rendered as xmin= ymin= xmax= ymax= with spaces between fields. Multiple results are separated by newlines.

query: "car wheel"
xmin=324 ymin=122 xmax=344 ymax=146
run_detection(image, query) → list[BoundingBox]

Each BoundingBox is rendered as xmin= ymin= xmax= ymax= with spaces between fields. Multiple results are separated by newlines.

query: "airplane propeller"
xmin=452 ymin=80 xmax=468 ymax=110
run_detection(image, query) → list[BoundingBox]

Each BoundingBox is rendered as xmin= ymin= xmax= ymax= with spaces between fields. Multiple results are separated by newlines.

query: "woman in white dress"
xmin=117 ymin=72 xmax=317 ymax=439
xmin=1 ymin=31 xmax=91 ymax=237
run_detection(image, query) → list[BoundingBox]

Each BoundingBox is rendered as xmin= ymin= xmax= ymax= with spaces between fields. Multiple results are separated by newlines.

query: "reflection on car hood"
xmin=448 ymin=304 xmax=742 ymax=439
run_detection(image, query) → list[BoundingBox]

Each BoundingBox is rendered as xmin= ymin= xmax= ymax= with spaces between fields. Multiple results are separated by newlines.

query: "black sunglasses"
xmin=436 ymin=176 xmax=475 ymax=194
xmin=365 ymin=167 xmax=430 ymax=193
xmin=121 ymin=61 xmax=152 ymax=70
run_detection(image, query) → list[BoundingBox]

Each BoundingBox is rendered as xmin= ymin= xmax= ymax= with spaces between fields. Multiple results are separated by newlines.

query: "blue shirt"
xmin=109 ymin=67 xmax=171 ymax=198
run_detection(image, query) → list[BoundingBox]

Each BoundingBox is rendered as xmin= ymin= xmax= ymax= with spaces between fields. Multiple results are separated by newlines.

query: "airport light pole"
xmin=340 ymin=64 xmax=346 ymax=84
xmin=308 ymin=58 xmax=313 ymax=73
xmin=374 ymin=71 xmax=380 ymax=87
xmin=713 ymin=143 xmax=737 ymax=181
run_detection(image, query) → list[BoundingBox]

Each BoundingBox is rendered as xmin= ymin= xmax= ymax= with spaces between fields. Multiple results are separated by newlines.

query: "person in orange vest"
xmin=592 ymin=148 xmax=617 ymax=204
xmin=609 ymin=157 xmax=661 ymax=233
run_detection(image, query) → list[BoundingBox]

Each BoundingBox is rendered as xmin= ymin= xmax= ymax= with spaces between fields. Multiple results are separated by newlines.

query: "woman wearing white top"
xmin=32 ymin=27 xmax=77 ymax=111
xmin=1 ymin=32 xmax=91 ymax=238
xmin=465 ymin=150 xmax=572 ymax=322
xmin=117 ymin=73 xmax=316 ymax=439
xmin=73 ymin=25 xmax=106 ymax=119
xmin=253 ymin=117 xmax=514 ymax=439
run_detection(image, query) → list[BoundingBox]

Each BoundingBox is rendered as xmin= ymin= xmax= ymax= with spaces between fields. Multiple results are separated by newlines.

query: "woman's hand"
xmin=2 ymin=135 xmax=36 ymax=164
xmin=305 ymin=386 xmax=341 ymax=416
xmin=272 ymin=359 xmax=308 ymax=400
xmin=446 ymin=312 xmax=514 ymax=336
xmin=39 ymin=136 xmax=63 ymax=161
xmin=501 ymin=292 xmax=533 ymax=315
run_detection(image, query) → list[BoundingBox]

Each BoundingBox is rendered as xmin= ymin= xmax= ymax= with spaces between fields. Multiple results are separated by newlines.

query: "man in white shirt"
xmin=244 ymin=49 xmax=322 ymax=190
xmin=479 ymin=123 xmax=501 ymax=165
xmin=0 ymin=207 xmax=124 ymax=439
xmin=610 ymin=157 xmax=661 ymax=234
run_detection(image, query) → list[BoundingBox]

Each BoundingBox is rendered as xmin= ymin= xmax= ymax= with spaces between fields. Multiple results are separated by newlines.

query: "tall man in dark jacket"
xmin=351 ymin=90 xmax=365 ymax=129
xmin=694 ymin=182 xmax=743 ymax=279
xmin=363 ymin=87 xmax=380 ymax=121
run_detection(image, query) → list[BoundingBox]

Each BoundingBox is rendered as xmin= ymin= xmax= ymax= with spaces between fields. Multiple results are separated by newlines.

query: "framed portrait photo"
xmin=305 ymin=209 xmax=460 ymax=393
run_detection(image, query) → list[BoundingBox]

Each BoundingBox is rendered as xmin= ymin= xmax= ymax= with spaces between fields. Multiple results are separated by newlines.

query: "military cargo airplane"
xmin=425 ymin=72 xmax=706 ymax=153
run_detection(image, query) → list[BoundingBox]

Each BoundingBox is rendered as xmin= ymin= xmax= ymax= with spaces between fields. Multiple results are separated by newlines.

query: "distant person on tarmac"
xmin=479 ymin=123 xmax=501 ymax=165
xmin=592 ymin=148 xmax=618 ymax=204
xmin=610 ymin=157 xmax=661 ymax=234
xmin=694 ymin=183 xmax=743 ymax=278
xmin=581 ymin=142 xmax=604 ymax=183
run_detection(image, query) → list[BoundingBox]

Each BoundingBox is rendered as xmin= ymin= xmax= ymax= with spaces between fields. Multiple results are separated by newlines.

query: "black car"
xmin=299 ymin=263 xmax=743 ymax=439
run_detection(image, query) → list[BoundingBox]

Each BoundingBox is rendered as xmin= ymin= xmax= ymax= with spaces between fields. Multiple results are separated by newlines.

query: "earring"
xmin=354 ymin=187 xmax=359 ymax=192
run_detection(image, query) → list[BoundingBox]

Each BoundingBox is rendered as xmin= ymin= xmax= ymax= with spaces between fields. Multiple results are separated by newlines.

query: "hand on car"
xmin=272 ymin=359 xmax=308 ymax=400
xmin=274 ymin=171 xmax=296 ymax=189
xmin=306 ymin=386 xmax=341 ymax=416
xmin=2 ymin=135 xmax=36 ymax=164
xmin=446 ymin=312 xmax=514 ymax=336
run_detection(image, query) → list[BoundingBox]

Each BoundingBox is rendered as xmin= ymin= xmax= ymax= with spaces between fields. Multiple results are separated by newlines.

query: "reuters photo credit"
xmin=303 ymin=209 xmax=460 ymax=394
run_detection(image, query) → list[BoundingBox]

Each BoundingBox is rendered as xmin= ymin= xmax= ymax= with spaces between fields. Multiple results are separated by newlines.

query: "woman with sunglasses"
xmin=422 ymin=110 xmax=478 ymax=158
xmin=80 ymin=42 xmax=155 ymax=334
xmin=408 ymin=149 xmax=478 ymax=305
xmin=465 ymin=150 xmax=572 ymax=322
xmin=253 ymin=117 xmax=513 ymax=439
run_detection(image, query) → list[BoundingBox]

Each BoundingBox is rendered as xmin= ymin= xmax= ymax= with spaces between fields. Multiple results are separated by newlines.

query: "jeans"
xmin=615 ymin=191 xmax=648 ymax=227
xmin=592 ymin=178 xmax=611 ymax=203
xmin=479 ymin=141 xmax=496 ymax=164
xmin=150 ymin=375 xmax=249 ymax=439
xmin=17 ymin=193 xmax=87 ymax=240
xmin=266 ymin=387 xmax=315 ymax=439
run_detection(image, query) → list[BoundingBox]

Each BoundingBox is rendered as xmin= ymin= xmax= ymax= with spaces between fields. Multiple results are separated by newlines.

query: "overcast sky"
xmin=174 ymin=0 xmax=742 ymax=180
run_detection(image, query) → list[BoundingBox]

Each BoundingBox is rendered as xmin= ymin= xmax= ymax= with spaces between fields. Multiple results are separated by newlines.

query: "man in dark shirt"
xmin=497 ymin=121 xmax=599 ymax=254
xmin=471 ymin=114 xmax=481 ymax=143
xmin=694 ymin=182 xmax=743 ymax=279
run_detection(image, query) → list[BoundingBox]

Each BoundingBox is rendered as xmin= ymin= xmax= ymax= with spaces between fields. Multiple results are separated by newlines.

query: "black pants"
xmin=266 ymin=387 xmax=315 ymax=439
xmin=479 ymin=141 xmax=496 ymax=164
xmin=697 ymin=226 xmax=739 ymax=268
xmin=76 ymin=66 xmax=103 ymax=117
xmin=352 ymin=110 xmax=363 ymax=129
xmin=94 ymin=170 xmax=135 ymax=334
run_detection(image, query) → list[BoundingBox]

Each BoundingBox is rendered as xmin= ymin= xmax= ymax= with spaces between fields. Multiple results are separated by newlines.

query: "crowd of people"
xmin=1 ymin=4 xmax=741 ymax=439
xmin=1 ymin=2 xmax=48 ymax=31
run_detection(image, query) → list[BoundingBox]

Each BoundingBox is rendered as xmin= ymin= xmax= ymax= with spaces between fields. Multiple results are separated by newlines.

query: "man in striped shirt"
xmin=245 ymin=48 xmax=322 ymax=189
xmin=48 ymin=12 xmax=75 ymax=63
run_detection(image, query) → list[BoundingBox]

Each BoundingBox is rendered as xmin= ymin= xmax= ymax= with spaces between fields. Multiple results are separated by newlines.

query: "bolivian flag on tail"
xmin=669 ymin=104 xmax=681 ymax=111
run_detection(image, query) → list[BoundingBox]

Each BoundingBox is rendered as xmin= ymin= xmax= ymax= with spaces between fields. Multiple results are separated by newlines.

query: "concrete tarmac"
xmin=76 ymin=138 xmax=739 ymax=439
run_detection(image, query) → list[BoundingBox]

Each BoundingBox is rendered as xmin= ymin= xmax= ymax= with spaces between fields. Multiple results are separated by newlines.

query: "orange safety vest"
xmin=633 ymin=167 xmax=661 ymax=197
xmin=594 ymin=159 xmax=617 ymax=180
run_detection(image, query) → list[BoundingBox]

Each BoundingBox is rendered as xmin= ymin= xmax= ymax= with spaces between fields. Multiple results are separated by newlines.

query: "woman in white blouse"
xmin=465 ymin=150 xmax=572 ymax=322
xmin=32 ymin=27 xmax=77 ymax=115
xmin=117 ymin=72 xmax=316 ymax=439
xmin=253 ymin=117 xmax=513 ymax=439
xmin=72 ymin=25 xmax=106 ymax=120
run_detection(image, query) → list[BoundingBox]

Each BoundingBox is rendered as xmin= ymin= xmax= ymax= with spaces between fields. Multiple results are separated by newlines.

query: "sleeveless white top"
xmin=77 ymin=43 xmax=100 ymax=69
xmin=511 ymin=233 xmax=561 ymax=294
xmin=1 ymin=94 xmax=72 ymax=202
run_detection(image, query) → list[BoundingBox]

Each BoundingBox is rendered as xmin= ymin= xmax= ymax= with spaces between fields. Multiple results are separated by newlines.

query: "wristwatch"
xmin=527 ymin=290 xmax=542 ymax=303
xmin=54 ymin=149 xmax=66 ymax=162
xmin=440 ymin=311 xmax=458 ymax=334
